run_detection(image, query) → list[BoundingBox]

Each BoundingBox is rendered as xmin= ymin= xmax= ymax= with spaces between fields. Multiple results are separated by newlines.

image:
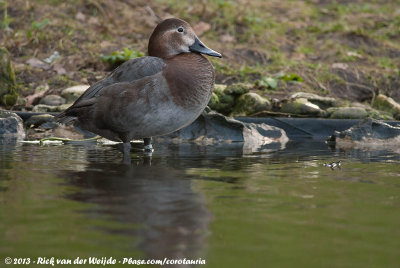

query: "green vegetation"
xmin=0 ymin=47 xmax=18 ymax=107
xmin=100 ymin=48 xmax=144 ymax=68
xmin=0 ymin=0 xmax=399 ymax=109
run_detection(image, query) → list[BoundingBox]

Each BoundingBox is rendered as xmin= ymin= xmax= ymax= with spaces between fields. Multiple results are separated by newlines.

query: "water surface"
xmin=0 ymin=139 xmax=399 ymax=267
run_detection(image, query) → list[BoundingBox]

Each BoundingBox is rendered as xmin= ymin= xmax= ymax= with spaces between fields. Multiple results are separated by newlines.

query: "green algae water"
xmin=0 ymin=140 xmax=399 ymax=267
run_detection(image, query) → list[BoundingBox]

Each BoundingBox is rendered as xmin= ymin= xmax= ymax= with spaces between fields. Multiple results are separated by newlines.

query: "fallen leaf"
xmin=26 ymin=58 xmax=51 ymax=70
xmin=346 ymin=51 xmax=362 ymax=58
xmin=75 ymin=12 xmax=86 ymax=21
xmin=331 ymin=62 xmax=349 ymax=70
xmin=88 ymin=17 xmax=99 ymax=25
xmin=220 ymin=34 xmax=236 ymax=43
xmin=193 ymin=21 xmax=211 ymax=36
xmin=53 ymin=63 xmax=67 ymax=75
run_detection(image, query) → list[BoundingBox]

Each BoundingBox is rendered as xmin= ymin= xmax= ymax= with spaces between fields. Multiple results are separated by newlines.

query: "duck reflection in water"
xmin=61 ymin=159 xmax=212 ymax=261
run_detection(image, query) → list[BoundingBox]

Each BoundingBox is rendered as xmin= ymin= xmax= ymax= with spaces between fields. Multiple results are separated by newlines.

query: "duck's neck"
xmin=163 ymin=53 xmax=215 ymax=109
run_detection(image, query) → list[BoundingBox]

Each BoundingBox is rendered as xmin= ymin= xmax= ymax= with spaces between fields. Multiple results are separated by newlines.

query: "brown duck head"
xmin=148 ymin=18 xmax=221 ymax=59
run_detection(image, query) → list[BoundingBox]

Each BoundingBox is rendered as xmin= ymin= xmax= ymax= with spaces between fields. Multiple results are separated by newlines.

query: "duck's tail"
xmin=54 ymin=111 xmax=76 ymax=125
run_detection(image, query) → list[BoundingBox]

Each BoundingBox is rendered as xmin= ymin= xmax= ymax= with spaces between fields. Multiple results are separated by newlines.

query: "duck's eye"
xmin=177 ymin=27 xmax=184 ymax=33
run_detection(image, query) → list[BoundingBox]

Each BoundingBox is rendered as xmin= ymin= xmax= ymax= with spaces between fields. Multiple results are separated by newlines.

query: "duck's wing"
xmin=75 ymin=56 xmax=164 ymax=102
xmin=56 ymin=56 xmax=165 ymax=124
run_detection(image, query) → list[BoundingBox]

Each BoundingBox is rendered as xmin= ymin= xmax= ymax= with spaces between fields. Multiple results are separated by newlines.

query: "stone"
xmin=24 ymin=114 xmax=55 ymax=128
xmin=365 ymin=107 xmax=394 ymax=120
xmin=224 ymin=83 xmax=252 ymax=96
xmin=213 ymin=84 xmax=227 ymax=94
xmin=61 ymin=85 xmax=90 ymax=103
xmin=163 ymin=110 xmax=288 ymax=151
xmin=372 ymin=94 xmax=400 ymax=120
xmin=209 ymin=84 xmax=233 ymax=115
xmin=329 ymin=119 xmax=400 ymax=148
xmin=208 ymin=92 xmax=220 ymax=110
xmin=0 ymin=111 xmax=25 ymax=139
xmin=280 ymin=98 xmax=323 ymax=116
xmin=232 ymin=92 xmax=270 ymax=116
xmin=32 ymin=103 xmax=71 ymax=113
xmin=290 ymin=92 xmax=337 ymax=109
xmin=327 ymin=107 xmax=368 ymax=119
xmin=39 ymin=94 xmax=66 ymax=106
xmin=209 ymin=83 xmax=252 ymax=115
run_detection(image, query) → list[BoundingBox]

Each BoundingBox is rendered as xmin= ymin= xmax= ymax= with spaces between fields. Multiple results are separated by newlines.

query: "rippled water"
xmin=0 ymin=139 xmax=399 ymax=267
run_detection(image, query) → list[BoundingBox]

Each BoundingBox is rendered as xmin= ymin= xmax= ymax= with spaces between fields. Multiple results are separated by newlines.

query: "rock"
xmin=163 ymin=110 xmax=288 ymax=150
xmin=208 ymin=92 xmax=220 ymax=109
xmin=209 ymin=83 xmax=252 ymax=115
xmin=209 ymin=84 xmax=233 ymax=114
xmin=365 ymin=107 xmax=394 ymax=120
xmin=0 ymin=47 xmax=18 ymax=107
xmin=232 ymin=92 xmax=270 ymax=116
xmin=280 ymin=98 xmax=323 ymax=116
xmin=329 ymin=119 xmax=400 ymax=148
xmin=327 ymin=107 xmax=368 ymax=119
xmin=290 ymin=92 xmax=337 ymax=109
xmin=24 ymin=114 xmax=55 ymax=128
xmin=61 ymin=85 xmax=90 ymax=103
xmin=39 ymin=94 xmax=66 ymax=106
xmin=372 ymin=94 xmax=400 ymax=120
xmin=32 ymin=103 xmax=71 ymax=113
xmin=0 ymin=111 xmax=25 ymax=139
xmin=213 ymin=84 xmax=227 ymax=94
xmin=224 ymin=83 xmax=252 ymax=96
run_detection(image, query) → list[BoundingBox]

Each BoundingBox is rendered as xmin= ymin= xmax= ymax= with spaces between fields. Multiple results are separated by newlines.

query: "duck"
xmin=56 ymin=18 xmax=221 ymax=160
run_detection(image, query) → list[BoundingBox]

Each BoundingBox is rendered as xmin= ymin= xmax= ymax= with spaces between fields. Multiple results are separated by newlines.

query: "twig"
xmin=39 ymin=136 xmax=102 ymax=145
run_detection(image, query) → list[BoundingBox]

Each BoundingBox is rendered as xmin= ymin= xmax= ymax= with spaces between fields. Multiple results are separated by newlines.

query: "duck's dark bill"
xmin=189 ymin=37 xmax=222 ymax=58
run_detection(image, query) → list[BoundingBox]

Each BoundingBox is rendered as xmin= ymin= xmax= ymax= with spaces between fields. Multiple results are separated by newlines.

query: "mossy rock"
xmin=327 ymin=107 xmax=368 ymax=119
xmin=39 ymin=94 xmax=66 ymax=106
xmin=213 ymin=84 xmax=227 ymax=95
xmin=0 ymin=47 xmax=18 ymax=107
xmin=209 ymin=84 xmax=235 ymax=115
xmin=290 ymin=92 xmax=337 ymax=109
xmin=32 ymin=103 xmax=72 ymax=113
xmin=25 ymin=114 xmax=55 ymax=127
xmin=372 ymin=94 xmax=400 ymax=120
xmin=210 ymin=83 xmax=254 ymax=115
xmin=213 ymin=94 xmax=235 ymax=115
xmin=280 ymin=98 xmax=323 ymax=116
xmin=2 ymin=94 xmax=18 ymax=107
xmin=61 ymin=85 xmax=89 ymax=103
xmin=365 ymin=108 xmax=394 ymax=120
xmin=232 ymin=92 xmax=270 ymax=116
xmin=224 ymin=83 xmax=252 ymax=96
xmin=208 ymin=92 xmax=220 ymax=109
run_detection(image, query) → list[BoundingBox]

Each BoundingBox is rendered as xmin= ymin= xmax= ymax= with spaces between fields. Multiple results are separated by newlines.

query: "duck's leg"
xmin=143 ymin=137 xmax=153 ymax=152
xmin=122 ymin=141 xmax=131 ymax=164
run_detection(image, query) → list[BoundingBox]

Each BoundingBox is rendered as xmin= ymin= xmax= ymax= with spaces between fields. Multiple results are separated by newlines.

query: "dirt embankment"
xmin=0 ymin=0 xmax=399 ymax=110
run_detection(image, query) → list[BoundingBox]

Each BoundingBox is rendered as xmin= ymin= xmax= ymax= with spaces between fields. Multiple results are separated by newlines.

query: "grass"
xmin=0 ymin=0 xmax=399 ymax=106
